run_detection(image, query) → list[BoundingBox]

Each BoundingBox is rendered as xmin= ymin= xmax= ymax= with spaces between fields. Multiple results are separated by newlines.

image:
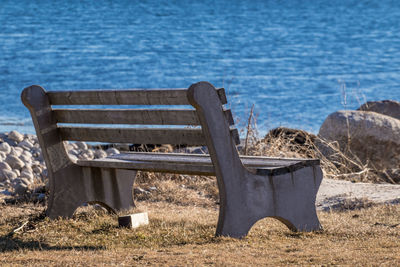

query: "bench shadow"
xmin=0 ymin=235 xmax=105 ymax=252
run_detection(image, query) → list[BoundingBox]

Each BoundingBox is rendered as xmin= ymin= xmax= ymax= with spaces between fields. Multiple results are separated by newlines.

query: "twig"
xmin=244 ymin=104 xmax=255 ymax=155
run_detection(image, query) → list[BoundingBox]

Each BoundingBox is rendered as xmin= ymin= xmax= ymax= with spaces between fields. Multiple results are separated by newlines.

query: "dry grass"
xmin=1 ymin=108 xmax=399 ymax=265
xmin=243 ymin=123 xmax=399 ymax=184
xmin=0 ymin=199 xmax=399 ymax=266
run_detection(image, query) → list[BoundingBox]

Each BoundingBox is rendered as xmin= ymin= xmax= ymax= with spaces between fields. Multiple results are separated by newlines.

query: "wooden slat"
xmin=223 ymin=108 xmax=235 ymax=126
xmin=54 ymin=108 xmax=235 ymax=126
xmin=59 ymin=127 xmax=206 ymax=145
xmin=77 ymin=152 xmax=320 ymax=176
xmin=230 ymin=127 xmax=240 ymax=145
xmin=48 ymin=88 xmax=227 ymax=105
xmin=216 ymin=88 xmax=227 ymax=105
xmin=106 ymin=152 xmax=319 ymax=167
xmin=54 ymin=109 xmax=200 ymax=125
xmin=78 ymin=158 xmax=216 ymax=175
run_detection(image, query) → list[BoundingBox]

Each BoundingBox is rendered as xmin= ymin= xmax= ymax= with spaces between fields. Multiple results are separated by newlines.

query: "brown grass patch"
xmin=0 ymin=201 xmax=399 ymax=266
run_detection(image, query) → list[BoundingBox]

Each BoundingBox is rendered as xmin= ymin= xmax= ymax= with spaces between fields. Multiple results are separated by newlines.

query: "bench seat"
xmin=77 ymin=152 xmax=320 ymax=176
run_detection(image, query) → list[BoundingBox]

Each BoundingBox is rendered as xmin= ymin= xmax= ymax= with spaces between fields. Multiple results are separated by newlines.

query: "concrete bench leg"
xmin=216 ymin=166 xmax=322 ymax=238
xmin=47 ymin=166 xmax=136 ymax=218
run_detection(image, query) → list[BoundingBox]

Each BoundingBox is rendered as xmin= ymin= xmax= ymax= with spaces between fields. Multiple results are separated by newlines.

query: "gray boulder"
xmin=358 ymin=100 xmax=400 ymax=120
xmin=318 ymin=110 xmax=400 ymax=170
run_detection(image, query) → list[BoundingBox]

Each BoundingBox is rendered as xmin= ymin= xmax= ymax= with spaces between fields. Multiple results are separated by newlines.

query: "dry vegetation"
xmin=1 ymin=114 xmax=399 ymax=265
xmin=242 ymin=109 xmax=400 ymax=184
xmin=0 ymin=200 xmax=399 ymax=266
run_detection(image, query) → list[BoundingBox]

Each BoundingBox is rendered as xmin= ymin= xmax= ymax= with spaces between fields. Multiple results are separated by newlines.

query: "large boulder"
xmin=358 ymin=100 xmax=400 ymax=120
xmin=318 ymin=110 xmax=400 ymax=170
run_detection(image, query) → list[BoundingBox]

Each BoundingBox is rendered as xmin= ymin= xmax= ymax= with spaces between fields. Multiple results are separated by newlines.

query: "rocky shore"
xmin=2 ymin=99 xmax=400 ymax=209
xmin=0 ymin=130 xmax=122 ymax=202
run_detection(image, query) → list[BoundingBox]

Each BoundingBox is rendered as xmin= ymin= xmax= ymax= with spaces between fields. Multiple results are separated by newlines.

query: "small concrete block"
xmin=118 ymin=212 xmax=149 ymax=229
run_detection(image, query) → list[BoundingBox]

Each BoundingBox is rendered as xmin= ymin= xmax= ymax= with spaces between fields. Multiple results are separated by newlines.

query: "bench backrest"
xmin=22 ymin=85 xmax=240 ymax=148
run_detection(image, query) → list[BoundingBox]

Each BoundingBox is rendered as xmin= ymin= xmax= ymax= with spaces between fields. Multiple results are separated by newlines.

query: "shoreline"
xmin=1 ymin=130 xmax=400 ymax=210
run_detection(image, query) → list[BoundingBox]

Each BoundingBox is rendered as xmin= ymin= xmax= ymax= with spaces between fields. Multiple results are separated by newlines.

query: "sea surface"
xmin=1 ymin=0 xmax=400 ymax=135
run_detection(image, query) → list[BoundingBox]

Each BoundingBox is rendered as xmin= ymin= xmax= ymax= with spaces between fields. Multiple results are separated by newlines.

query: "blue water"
xmin=1 ymin=0 xmax=400 ymax=135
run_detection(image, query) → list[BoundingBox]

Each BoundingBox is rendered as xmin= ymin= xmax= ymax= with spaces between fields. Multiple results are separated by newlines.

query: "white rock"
xmin=0 ymin=169 xmax=17 ymax=181
xmin=0 ymin=161 xmax=11 ymax=171
xmin=8 ymin=130 xmax=24 ymax=142
xmin=22 ymin=165 xmax=33 ymax=173
xmin=0 ymin=151 xmax=6 ymax=161
xmin=94 ymin=150 xmax=107 ymax=159
xmin=14 ymin=169 xmax=20 ymax=176
xmin=0 ymin=143 xmax=11 ymax=154
xmin=75 ymin=141 xmax=88 ymax=150
xmin=18 ymin=140 xmax=34 ymax=150
xmin=21 ymin=170 xmax=34 ymax=180
xmin=78 ymin=150 xmax=94 ymax=160
xmin=14 ymin=146 xmax=24 ymax=154
xmin=19 ymin=153 xmax=32 ymax=164
xmin=68 ymin=154 xmax=78 ymax=162
xmin=22 ymin=150 xmax=33 ymax=158
xmin=5 ymin=155 xmax=25 ymax=170
xmin=106 ymin=148 xmax=120 ymax=156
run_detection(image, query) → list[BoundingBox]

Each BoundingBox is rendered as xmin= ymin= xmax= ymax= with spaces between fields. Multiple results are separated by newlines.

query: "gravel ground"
xmin=317 ymin=178 xmax=400 ymax=211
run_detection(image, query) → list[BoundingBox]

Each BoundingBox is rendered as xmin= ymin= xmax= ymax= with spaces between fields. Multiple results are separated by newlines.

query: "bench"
xmin=21 ymin=81 xmax=323 ymax=238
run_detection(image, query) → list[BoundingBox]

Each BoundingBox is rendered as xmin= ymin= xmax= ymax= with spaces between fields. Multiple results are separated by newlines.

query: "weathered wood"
xmin=22 ymin=85 xmax=137 ymax=218
xmin=77 ymin=152 xmax=320 ymax=176
xmin=187 ymin=81 xmax=322 ymax=238
xmin=48 ymin=88 xmax=227 ymax=105
xmin=230 ymin=127 xmax=240 ymax=145
xmin=22 ymin=81 xmax=323 ymax=239
xmin=54 ymin=108 xmax=235 ymax=126
xmin=223 ymin=108 xmax=235 ymax=125
xmin=78 ymin=158 xmax=216 ymax=175
xmin=107 ymin=152 xmax=319 ymax=167
xmin=54 ymin=109 xmax=200 ymax=125
xmin=59 ymin=126 xmax=207 ymax=145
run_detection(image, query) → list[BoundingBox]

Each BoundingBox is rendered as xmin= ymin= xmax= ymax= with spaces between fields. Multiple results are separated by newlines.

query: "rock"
xmin=0 ymin=151 xmax=6 ymax=161
xmin=8 ymin=130 xmax=24 ymax=143
xmin=5 ymin=155 xmax=25 ymax=170
xmin=106 ymin=148 xmax=120 ymax=156
xmin=9 ymin=147 xmax=23 ymax=157
xmin=22 ymin=150 xmax=33 ymax=158
xmin=0 ymin=169 xmax=17 ymax=181
xmin=69 ymin=149 xmax=80 ymax=156
xmin=32 ymin=165 xmax=43 ymax=174
xmin=358 ymin=100 xmax=400 ymax=120
xmin=134 ymin=187 xmax=150 ymax=195
xmin=94 ymin=150 xmax=107 ymax=159
xmin=78 ymin=150 xmax=94 ymax=160
xmin=18 ymin=140 xmax=34 ymax=150
xmin=19 ymin=153 xmax=32 ymax=164
xmin=318 ymin=110 xmax=400 ymax=170
xmin=14 ymin=180 xmax=29 ymax=195
xmin=75 ymin=141 xmax=88 ymax=150
xmin=68 ymin=154 xmax=78 ymax=162
xmin=0 ymin=143 xmax=11 ymax=154
xmin=0 ymin=162 xmax=12 ymax=171
xmin=20 ymin=170 xmax=34 ymax=181
xmin=22 ymin=165 xmax=33 ymax=173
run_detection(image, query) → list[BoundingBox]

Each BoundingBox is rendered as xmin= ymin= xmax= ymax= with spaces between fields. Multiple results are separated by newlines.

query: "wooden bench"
xmin=21 ymin=81 xmax=323 ymax=238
